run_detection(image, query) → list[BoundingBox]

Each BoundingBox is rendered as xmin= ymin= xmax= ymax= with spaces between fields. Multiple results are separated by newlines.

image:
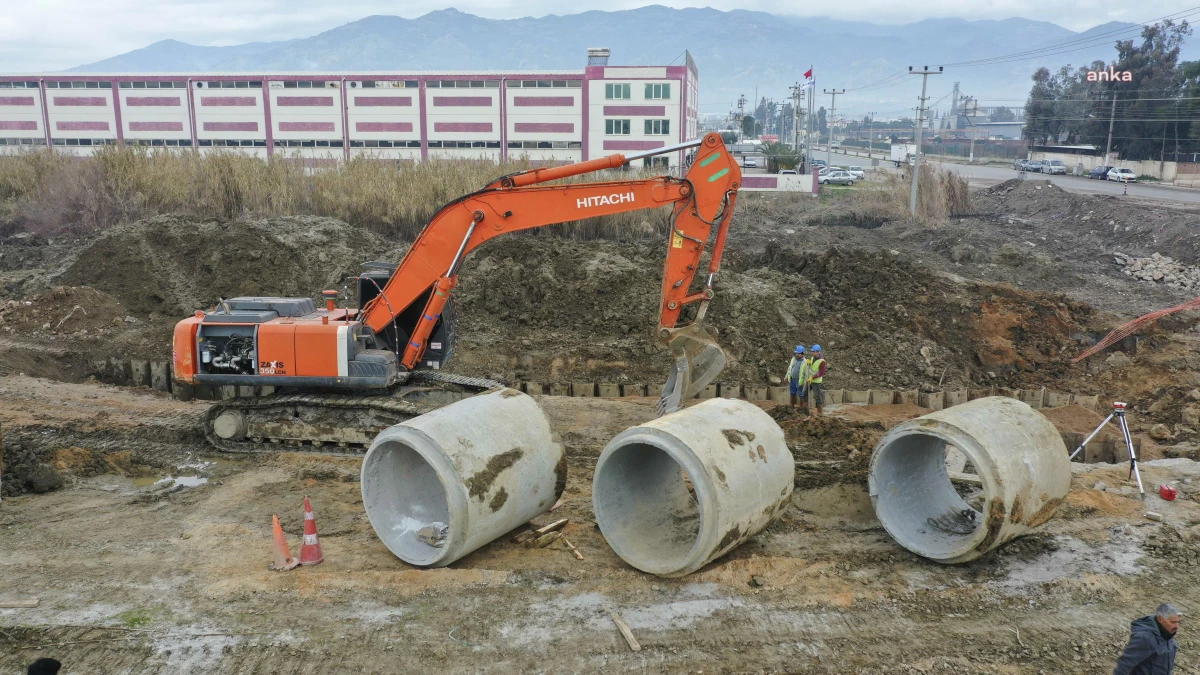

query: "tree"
xmin=816 ymin=106 xmax=828 ymax=139
xmin=741 ymin=114 xmax=757 ymax=139
xmin=719 ymin=131 xmax=738 ymax=144
xmin=990 ymin=106 xmax=1016 ymax=122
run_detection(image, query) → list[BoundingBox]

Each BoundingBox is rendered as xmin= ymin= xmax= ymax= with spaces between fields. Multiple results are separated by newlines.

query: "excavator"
xmin=173 ymin=132 xmax=742 ymax=451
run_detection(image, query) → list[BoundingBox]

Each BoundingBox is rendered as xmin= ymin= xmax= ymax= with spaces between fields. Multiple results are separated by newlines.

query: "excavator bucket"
xmin=657 ymin=322 xmax=727 ymax=416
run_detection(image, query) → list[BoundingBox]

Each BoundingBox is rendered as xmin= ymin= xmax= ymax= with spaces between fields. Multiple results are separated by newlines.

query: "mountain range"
xmin=66 ymin=6 xmax=1200 ymax=120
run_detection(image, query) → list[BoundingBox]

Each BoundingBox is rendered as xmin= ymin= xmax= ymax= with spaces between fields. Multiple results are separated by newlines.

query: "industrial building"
xmin=0 ymin=49 xmax=699 ymax=166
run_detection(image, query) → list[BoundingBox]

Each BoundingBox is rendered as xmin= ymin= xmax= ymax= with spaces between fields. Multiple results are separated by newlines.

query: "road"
xmin=807 ymin=146 xmax=1200 ymax=204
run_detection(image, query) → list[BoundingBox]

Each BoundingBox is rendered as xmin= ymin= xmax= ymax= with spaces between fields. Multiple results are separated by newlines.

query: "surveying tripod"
xmin=1069 ymin=401 xmax=1144 ymax=497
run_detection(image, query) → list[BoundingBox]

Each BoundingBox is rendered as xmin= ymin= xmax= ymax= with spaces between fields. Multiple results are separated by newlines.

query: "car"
xmin=1024 ymin=160 xmax=1043 ymax=173
xmin=812 ymin=159 xmax=827 ymax=167
xmin=819 ymin=170 xmax=855 ymax=186
xmin=847 ymin=166 xmax=865 ymax=179
xmin=779 ymin=169 xmax=798 ymax=175
xmin=1107 ymin=168 xmax=1136 ymax=183
xmin=1043 ymin=159 xmax=1067 ymax=175
xmin=1089 ymin=165 xmax=1113 ymax=180
xmin=1014 ymin=159 xmax=1036 ymax=171
xmin=742 ymin=158 xmax=758 ymax=168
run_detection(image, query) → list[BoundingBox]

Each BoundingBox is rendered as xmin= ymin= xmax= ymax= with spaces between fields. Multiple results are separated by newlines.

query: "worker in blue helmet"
xmin=807 ymin=345 xmax=827 ymax=415
xmin=785 ymin=345 xmax=810 ymax=409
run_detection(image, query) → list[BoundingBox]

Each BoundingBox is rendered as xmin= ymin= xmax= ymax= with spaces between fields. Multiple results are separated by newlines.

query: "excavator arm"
xmin=361 ymin=132 xmax=741 ymax=414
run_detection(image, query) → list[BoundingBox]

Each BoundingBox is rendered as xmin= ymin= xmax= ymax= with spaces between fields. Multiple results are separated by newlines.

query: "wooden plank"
xmin=608 ymin=610 xmax=641 ymax=652
xmin=0 ymin=599 xmax=39 ymax=608
xmin=533 ymin=518 xmax=569 ymax=536
xmin=562 ymin=537 xmax=584 ymax=560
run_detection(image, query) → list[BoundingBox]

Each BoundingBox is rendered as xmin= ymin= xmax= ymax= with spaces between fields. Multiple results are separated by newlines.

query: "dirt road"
xmin=2 ymin=378 xmax=1199 ymax=674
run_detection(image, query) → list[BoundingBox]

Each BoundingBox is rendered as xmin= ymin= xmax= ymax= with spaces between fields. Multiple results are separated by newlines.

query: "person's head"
xmin=810 ymin=344 xmax=822 ymax=356
xmin=28 ymin=658 xmax=62 ymax=675
xmin=1156 ymin=603 xmax=1181 ymax=635
xmin=794 ymin=345 xmax=805 ymax=356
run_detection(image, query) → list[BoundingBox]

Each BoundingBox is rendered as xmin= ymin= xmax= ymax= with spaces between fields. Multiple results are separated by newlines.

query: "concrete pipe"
xmin=868 ymin=396 xmax=1070 ymax=564
xmin=361 ymin=388 xmax=565 ymax=567
xmin=592 ymin=398 xmax=794 ymax=577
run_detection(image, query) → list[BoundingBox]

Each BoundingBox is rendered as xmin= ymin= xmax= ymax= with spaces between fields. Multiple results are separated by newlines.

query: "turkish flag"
xmin=804 ymin=68 xmax=813 ymax=79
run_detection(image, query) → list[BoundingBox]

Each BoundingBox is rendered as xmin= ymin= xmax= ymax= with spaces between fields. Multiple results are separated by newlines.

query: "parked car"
xmin=1088 ymin=165 xmax=1113 ymax=179
xmin=779 ymin=169 xmax=798 ymax=175
xmin=1014 ymin=159 xmax=1037 ymax=172
xmin=847 ymin=166 xmax=865 ymax=179
xmin=1043 ymin=159 xmax=1067 ymax=175
xmin=742 ymin=158 xmax=758 ymax=168
xmin=819 ymin=170 xmax=856 ymax=186
xmin=812 ymin=159 xmax=827 ymax=168
xmin=1013 ymin=159 xmax=1028 ymax=171
xmin=1107 ymin=167 xmax=1136 ymax=183
xmin=1025 ymin=160 xmax=1044 ymax=173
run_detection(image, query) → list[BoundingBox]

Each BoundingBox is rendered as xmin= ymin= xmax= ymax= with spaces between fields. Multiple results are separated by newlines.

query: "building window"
xmin=644 ymin=119 xmax=670 ymax=135
xmin=645 ymin=83 xmax=671 ymax=99
xmin=510 ymin=80 xmax=581 ymax=88
xmin=643 ymin=157 xmax=669 ymax=168
xmin=605 ymin=119 xmax=631 ymax=135
xmin=605 ymin=83 xmax=631 ymax=100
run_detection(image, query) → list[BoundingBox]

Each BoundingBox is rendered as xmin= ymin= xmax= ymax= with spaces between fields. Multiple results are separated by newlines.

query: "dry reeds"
xmin=0 ymin=146 xmax=668 ymax=241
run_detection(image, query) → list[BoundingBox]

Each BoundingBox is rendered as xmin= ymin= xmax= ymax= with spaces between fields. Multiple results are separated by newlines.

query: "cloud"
xmin=0 ymin=0 xmax=1191 ymax=71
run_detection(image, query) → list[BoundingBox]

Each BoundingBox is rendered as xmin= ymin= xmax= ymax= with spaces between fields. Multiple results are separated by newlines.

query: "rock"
xmin=1183 ymin=406 xmax=1200 ymax=426
xmin=768 ymin=375 xmax=782 ymax=385
xmin=1186 ymin=389 xmax=1200 ymax=402
xmin=1093 ymin=482 xmax=1107 ymax=492
xmin=749 ymin=575 xmax=767 ymax=588
xmin=25 ymin=465 xmax=64 ymax=493
xmin=1150 ymin=424 xmax=1172 ymax=440
xmin=1105 ymin=352 xmax=1133 ymax=369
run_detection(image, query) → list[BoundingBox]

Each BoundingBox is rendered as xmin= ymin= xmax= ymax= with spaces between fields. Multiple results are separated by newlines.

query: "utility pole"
xmin=823 ymin=88 xmax=844 ymax=169
xmin=789 ymin=82 xmax=804 ymax=159
xmin=867 ymin=112 xmax=876 ymax=159
xmin=1104 ymin=93 xmax=1118 ymax=165
xmin=736 ymin=94 xmax=748 ymax=144
xmin=908 ymin=66 xmax=942 ymax=218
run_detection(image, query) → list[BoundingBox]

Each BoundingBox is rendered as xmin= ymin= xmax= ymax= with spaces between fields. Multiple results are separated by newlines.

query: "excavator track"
xmin=202 ymin=371 xmax=506 ymax=454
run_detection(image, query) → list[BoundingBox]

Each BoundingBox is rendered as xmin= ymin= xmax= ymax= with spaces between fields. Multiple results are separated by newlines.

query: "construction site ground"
xmin=3 ymin=179 xmax=1200 ymax=672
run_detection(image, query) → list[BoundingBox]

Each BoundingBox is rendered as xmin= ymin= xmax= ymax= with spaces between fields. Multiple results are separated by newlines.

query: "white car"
xmin=1107 ymin=168 xmax=1136 ymax=183
xmin=847 ymin=166 xmax=865 ymax=179
xmin=819 ymin=170 xmax=855 ymax=186
xmin=743 ymin=158 xmax=758 ymax=168
xmin=779 ymin=169 xmax=797 ymax=175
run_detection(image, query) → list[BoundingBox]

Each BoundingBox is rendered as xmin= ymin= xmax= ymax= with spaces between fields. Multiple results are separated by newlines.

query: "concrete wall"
xmin=1030 ymin=150 xmax=1182 ymax=183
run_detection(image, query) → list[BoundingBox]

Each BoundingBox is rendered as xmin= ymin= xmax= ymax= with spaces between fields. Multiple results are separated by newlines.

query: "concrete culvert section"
xmin=361 ymin=388 xmax=564 ymax=567
xmin=868 ymin=396 xmax=1070 ymax=564
xmin=593 ymin=398 xmax=794 ymax=577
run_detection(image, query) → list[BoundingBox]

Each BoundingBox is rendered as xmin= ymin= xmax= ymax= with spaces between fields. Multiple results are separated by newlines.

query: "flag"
xmin=804 ymin=68 xmax=814 ymax=88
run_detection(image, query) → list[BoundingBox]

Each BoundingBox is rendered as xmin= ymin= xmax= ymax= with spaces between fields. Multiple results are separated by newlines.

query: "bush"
xmin=0 ymin=147 xmax=667 ymax=241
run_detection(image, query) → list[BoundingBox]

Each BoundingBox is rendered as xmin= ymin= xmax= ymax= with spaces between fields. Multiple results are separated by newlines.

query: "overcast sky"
xmin=0 ymin=0 xmax=1187 ymax=72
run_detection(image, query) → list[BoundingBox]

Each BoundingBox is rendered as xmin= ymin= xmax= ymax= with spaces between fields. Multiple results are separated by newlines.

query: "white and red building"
xmin=0 ymin=49 xmax=699 ymax=167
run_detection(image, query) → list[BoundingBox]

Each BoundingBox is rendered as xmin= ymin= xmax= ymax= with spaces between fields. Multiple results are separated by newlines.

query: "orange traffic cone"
xmin=269 ymin=514 xmax=299 ymax=571
xmin=299 ymin=496 xmax=324 ymax=566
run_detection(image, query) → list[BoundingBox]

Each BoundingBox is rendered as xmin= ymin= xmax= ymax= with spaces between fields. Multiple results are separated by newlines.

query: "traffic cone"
xmin=299 ymin=496 xmax=324 ymax=566
xmin=269 ymin=514 xmax=299 ymax=571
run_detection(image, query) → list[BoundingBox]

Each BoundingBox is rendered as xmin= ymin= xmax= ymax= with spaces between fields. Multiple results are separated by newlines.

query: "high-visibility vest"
xmin=787 ymin=357 xmax=809 ymax=383
xmin=809 ymin=358 xmax=825 ymax=383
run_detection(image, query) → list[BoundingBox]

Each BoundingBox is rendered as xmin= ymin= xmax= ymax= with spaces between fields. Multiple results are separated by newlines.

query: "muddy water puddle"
xmin=88 ymin=455 xmax=247 ymax=493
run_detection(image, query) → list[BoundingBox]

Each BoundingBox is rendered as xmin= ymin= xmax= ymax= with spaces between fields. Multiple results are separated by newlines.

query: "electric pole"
xmin=908 ymin=66 xmax=942 ymax=218
xmin=736 ymin=95 xmax=748 ymax=143
xmin=867 ymin=112 xmax=876 ymax=159
xmin=823 ymin=88 xmax=844 ymax=169
xmin=1104 ymin=93 xmax=1118 ymax=165
xmin=789 ymin=82 xmax=804 ymax=158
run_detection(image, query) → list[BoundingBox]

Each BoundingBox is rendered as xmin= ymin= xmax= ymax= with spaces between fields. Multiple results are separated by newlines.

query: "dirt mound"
xmin=0 ymin=286 xmax=129 ymax=335
xmin=58 ymin=215 xmax=388 ymax=316
xmin=769 ymin=406 xmax=883 ymax=489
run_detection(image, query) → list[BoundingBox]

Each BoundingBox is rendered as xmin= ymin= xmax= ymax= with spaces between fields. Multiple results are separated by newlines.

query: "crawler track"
xmin=202 ymin=371 xmax=506 ymax=454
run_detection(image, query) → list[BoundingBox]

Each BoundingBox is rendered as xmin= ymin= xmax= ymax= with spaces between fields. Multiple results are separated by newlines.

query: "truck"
xmin=890 ymin=144 xmax=917 ymax=167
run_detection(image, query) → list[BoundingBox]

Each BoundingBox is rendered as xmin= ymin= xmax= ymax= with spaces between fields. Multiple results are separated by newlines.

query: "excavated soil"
xmin=3 ymin=379 xmax=1200 ymax=674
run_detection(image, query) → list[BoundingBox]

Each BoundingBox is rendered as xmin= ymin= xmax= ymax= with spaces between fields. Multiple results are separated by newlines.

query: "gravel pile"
xmin=1115 ymin=252 xmax=1200 ymax=289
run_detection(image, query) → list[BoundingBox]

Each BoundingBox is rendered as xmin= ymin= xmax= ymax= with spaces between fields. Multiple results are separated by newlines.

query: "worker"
xmin=785 ymin=345 xmax=809 ymax=409
xmin=807 ymin=345 xmax=827 ymax=415
xmin=1113 ymin=602 xmax=1179 ymax=674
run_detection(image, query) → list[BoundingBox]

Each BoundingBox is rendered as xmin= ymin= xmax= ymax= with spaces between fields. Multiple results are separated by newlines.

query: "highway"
xmin=801 ymin=146 xmax=1200 ymax=204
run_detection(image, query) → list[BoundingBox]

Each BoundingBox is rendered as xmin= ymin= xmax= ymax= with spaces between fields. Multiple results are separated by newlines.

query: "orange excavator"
xmin=173 ymin=132 xmax=741 ymax=451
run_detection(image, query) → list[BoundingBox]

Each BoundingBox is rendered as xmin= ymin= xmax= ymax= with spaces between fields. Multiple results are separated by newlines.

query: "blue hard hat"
xmin=811 ymin=344 xmax=822 ymax=352
xmin=794 ymin=345 xmax=805 ymax=354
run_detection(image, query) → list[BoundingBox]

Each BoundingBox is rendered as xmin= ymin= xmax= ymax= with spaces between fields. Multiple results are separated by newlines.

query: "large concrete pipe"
xmin=868 ymin=396 xmax=1070 ymax=564
xmin=592 ymin=398 xmax=794 ymax=577
xmin=361 ymin=388 xmax=565 ymax=567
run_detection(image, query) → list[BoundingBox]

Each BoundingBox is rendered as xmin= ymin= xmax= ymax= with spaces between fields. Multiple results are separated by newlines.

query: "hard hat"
xmin=811 ymin=344 xmax=822 ymax=352
xmin=794 ymin=345 xmax=805 ymax=354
